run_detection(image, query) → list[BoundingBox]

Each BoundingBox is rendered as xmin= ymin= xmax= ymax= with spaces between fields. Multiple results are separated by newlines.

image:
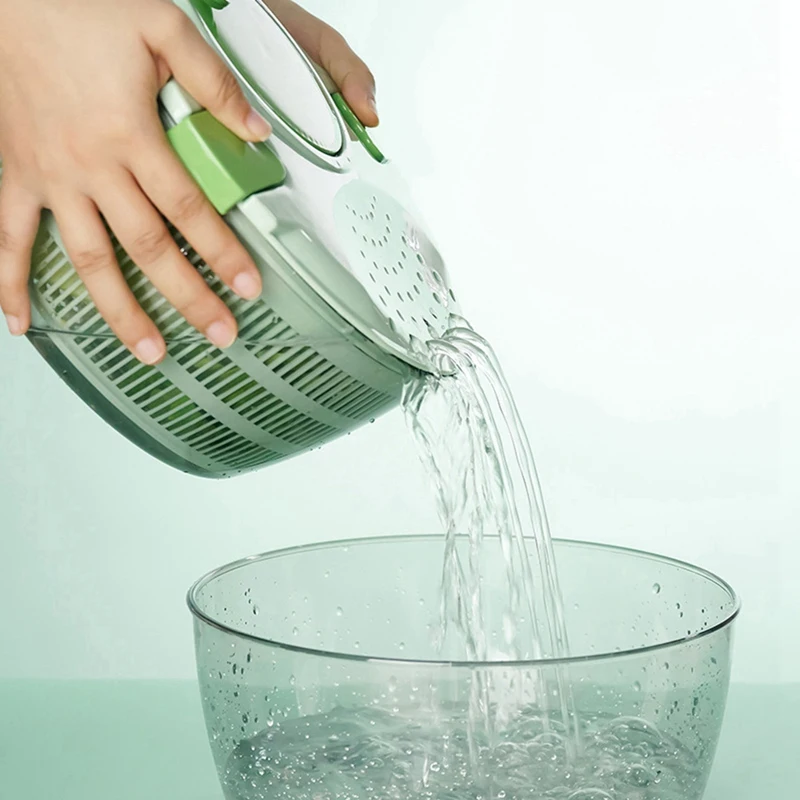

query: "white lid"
xmin=214 ymin=0 xmax=343 ymax=155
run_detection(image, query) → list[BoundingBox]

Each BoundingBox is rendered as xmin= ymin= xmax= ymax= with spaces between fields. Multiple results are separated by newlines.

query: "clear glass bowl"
xmin=188 ymin=536 xmax=739 ymax=800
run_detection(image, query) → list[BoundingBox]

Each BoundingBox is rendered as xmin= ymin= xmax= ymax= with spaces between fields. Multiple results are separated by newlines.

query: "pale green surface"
xmin=0 ymin=681 xmax=792 ymax=798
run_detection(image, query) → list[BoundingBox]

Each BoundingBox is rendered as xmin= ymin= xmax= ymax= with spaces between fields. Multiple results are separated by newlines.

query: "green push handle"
xmin=332 ymin=92 xmax=387 ymax=164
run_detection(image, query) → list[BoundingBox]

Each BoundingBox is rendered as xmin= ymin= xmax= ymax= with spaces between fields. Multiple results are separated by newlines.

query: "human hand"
xmin=0 ymin=0 xmax=377 ymax=364
xmin=265 ymin=0 xmax=378 ymax=128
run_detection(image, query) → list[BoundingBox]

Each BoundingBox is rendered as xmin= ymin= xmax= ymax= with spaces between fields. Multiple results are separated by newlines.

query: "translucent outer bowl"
xmin=188 ymin=536 xmax=739 ymax=800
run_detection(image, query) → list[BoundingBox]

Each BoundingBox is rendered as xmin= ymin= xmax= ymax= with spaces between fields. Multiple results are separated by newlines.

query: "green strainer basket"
xmin=22 ymin=0 xmax=459 ymax=478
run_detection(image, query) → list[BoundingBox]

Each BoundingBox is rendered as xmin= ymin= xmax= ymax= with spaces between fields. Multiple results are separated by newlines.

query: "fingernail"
xmin=233 ymin=271 xmax=262 ymax=300
xmin=5 ymin=315 xmax=22 ymax=336
xmin=207 ymin=320 xmax=237 ymax=349
xmin=368 ymin=93 xmax=379 ymax=120
xmin=246 ymin=109 xmax=272 ymax=141
xmin=134 ymin=337 xmax=165 ymax=365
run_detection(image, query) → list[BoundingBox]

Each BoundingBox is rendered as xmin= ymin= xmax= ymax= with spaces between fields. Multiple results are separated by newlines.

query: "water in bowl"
xmin=223 ymin=701 xmax=707 ymax=800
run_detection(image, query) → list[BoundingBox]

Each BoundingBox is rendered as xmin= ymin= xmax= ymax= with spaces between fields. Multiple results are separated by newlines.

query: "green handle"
xmin=167 ymin=111 xmax=286 ymax=215
xmin=332 ymin=93 xmax=388 ymax=164
xmin=189 ymin=0 xmax=225 ymax=34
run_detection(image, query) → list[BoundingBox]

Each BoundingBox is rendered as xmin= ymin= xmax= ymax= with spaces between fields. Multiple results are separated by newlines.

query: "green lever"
xmin=332 ymin=93 xmax=388 ymax=164
xmin=189 ymin=0 xmax=225 ymax=34
xmin=167 ymin=110 xmax=286 ymax=215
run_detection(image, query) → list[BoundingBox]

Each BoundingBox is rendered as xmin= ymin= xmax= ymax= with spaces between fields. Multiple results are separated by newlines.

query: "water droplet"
xmin=652 ymin=583 xmax=661 ymax=594
xmin=336 ymin=606 xmax=344 ymax=617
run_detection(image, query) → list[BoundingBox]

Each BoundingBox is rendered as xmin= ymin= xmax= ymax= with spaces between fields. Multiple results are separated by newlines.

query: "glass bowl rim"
xmin=187 ymin=534 xmax=741 ymax=669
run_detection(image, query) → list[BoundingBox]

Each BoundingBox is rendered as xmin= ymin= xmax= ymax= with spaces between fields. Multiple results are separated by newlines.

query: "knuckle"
xmin=31 ymin=150 xmax=66 ymax=185
xmin=321 ymin=25 xmax=347 ymax=51
xmin=102 ymin=299 xmax=144 ymax=333
xmin=174 ymin=287 xmax=221 ymax=324
xmin=169 ymin=189 xmax=207 ymax=225
xmin=71 ymin=247 xmax=113 ymax=278
xmin=0 ymin=226 xmax=20 ymax=254
xmin=98 ymin=120 xmax=138 ymax=153
xmin=173 ymin=291 xmax=204 ymax=320
xmin=130 ymin=228 xmax=172 ymax=264
xmin=163 ymin=5 xmax=192 ymax=37
xmin=211 ymin=68 xmax=244 ymax=110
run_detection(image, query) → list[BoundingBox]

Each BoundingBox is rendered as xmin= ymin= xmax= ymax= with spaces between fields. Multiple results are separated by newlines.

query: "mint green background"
xmin=0 ymin=0 xmax=796 ymax=685
xmin=0 ymin=0 xmax=798 ymax=793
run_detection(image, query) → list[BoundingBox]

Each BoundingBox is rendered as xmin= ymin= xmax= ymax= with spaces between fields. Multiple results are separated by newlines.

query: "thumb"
xmin=149 ymin=6 xmax=272 ymax=142
xmin=320 ymin=29 xmax=379 ymax=128
xmin=268 ymin=0 xmax=379 ymax=127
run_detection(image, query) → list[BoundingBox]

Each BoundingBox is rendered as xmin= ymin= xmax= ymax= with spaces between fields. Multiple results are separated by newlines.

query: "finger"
xmin=53 ymin=193 xmax=166 ymax=365
xmin=130 ymin=134 xmax=262 ymax=301
xmin=268 ymin=0 xmax=378 ymax=126
xmin=147 ymin=5 xmax=272 ymax=142
xmin=95 ymin=170 xmax=238 ymax=350
xmin=0 ymin=179 xmax=40 ymax=336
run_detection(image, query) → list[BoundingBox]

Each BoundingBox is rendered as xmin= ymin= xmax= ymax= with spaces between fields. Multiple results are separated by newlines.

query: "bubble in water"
xmin=626 ymin=763 xmax=657 ymax=787
xmin=336 ymin=607 xmax=344 ymax=617
xmin=652 ymin=583 xmax=661 ymax=594
xmin=223 ymin=704 xmax=701 ymax=800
